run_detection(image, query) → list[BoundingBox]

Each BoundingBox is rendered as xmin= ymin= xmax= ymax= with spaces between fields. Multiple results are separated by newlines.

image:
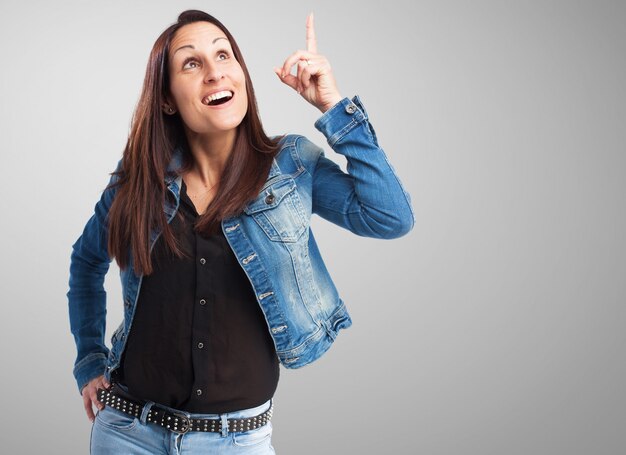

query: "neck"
xmin=184 ymin=128 xmax=236 ymax=184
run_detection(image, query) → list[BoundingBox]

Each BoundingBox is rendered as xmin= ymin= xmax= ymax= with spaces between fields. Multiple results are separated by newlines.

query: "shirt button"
xmin=196 ymin=389 xmax=202 ymax=396
xmin=265 ymin=194 xmax=275 ymax=204
xmin=197 ymin=342 xmax=204 ymax=349
xmin=199 ymin=299 xmax=206 ymax=305
xmin=199 ymin=258 xmax=206 ymax=265
xmin=345 ymin=103 xmax=357 ymax=114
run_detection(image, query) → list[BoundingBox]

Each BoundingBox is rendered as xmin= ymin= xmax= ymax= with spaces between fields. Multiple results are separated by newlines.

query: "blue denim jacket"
xmin=67 ymin=95 xmax=415 ymax=394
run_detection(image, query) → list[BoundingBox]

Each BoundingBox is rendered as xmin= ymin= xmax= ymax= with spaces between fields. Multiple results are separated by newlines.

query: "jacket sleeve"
xmin=66 ymin=159 xmax=122 ymax=395
xmin=307 ymin=95 xmax=415 ymax=238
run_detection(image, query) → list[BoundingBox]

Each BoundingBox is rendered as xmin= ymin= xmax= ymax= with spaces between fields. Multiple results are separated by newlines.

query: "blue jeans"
xmin=90 ymin=383 xmax=276 ymax=454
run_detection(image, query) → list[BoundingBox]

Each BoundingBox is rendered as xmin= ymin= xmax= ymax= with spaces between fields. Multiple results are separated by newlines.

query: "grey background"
xmin=0 ymin=0 xmax=624 ymax=453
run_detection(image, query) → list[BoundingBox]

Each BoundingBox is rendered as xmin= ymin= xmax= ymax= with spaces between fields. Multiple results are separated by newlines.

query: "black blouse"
xmin=117 ymin=179 xmax=280 ymax=413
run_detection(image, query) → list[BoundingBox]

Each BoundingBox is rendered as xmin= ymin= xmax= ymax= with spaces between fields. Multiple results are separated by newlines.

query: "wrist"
xmin=319 ymin=95 xmax=344 ymax=114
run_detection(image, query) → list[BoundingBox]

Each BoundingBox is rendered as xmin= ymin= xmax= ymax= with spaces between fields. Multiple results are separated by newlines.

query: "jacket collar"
xmin=165 ymin=137 xmax=284 ymax=187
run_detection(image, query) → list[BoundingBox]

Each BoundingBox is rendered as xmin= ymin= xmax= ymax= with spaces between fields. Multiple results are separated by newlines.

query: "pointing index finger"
xmin=306 ymin=12 xmax=317 ymax=53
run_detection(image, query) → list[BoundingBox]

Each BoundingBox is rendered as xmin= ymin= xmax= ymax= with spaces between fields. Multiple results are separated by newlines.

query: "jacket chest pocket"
xmin=243 ymin=177 xmax=307 ymax=243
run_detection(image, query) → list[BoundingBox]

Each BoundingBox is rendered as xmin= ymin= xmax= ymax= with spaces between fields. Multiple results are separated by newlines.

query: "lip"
xmin=202 ymin=88 xmax=234 ymax=107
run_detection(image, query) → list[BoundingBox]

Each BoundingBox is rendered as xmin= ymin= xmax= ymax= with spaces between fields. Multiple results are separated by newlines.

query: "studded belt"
xmin=96 ymin=384 xmax=273 ymax=435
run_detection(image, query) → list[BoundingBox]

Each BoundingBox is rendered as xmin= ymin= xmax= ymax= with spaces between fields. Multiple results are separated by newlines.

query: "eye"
xmin=182 ymin=57 xmax=199 ymax=69
xmin=181 ymin=50 xmax=230 ymax=70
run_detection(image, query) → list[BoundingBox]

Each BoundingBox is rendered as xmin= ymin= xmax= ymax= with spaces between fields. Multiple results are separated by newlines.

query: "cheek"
xmin=181 ymin=88 xmax=197 ymax=103
xmin=169 ymin=77 xmax=195 ymax=102
xmin=238 ymin=89 xmax=249 ymax=111
xmin=235 ymin=65 xmax=247 ymax=87
xmin=238 ymin=77 xmax=248 ymax=103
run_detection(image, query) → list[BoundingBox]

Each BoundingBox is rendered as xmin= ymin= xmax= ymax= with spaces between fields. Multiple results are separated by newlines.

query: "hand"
xmin=274 ymin=12 xmax=343 ymax=113
xmin=81 ymin=374 xmax=111 ymax=423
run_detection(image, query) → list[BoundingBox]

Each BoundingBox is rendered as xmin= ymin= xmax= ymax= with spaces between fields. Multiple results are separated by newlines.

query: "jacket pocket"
xmin=243 ymin=177 xmax=307 ymax=243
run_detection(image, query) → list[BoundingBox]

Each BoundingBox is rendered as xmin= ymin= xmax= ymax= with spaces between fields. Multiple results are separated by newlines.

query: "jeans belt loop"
xmin=220 ymin=413 xmax=229 ymax=437
xmin=140 ymin=400 xmax=155 ymax=425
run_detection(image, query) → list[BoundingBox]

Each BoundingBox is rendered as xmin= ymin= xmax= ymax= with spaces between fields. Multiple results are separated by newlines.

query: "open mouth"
xmin=202 ymin=90 xmax=234 ymax=107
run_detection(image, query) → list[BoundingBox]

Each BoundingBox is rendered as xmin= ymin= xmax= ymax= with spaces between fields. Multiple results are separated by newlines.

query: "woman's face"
xmin=166 ymin=21 xmax=248 ymax=137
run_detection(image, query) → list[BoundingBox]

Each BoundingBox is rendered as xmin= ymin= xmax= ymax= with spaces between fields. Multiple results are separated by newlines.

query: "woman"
xmin=67 ymin=9 xmax=414 ymax=454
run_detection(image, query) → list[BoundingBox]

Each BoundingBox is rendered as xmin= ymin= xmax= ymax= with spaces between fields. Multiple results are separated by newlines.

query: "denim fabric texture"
xmin=68 ymin=95 xmax=415 ymax=394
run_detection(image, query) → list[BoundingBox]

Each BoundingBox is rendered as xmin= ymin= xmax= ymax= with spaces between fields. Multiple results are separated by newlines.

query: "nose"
xmin=204 ymin=61 xmax=224 ymax=84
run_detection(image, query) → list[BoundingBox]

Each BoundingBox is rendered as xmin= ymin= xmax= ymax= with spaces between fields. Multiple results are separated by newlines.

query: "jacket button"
xmin=199 ymin=299 xmax=206 ymax=305
xmin=265 ymin=194 xmax=275 ymax=204
xmin=345 ymin=103 xmax=357 ymax=114
xmin=200 ymin=258 xmax=206 ymax=265
xmin=197 ymin=342 xmax=204 ymax=349
xmin=196 ymin=389 xmax=202 ymax=396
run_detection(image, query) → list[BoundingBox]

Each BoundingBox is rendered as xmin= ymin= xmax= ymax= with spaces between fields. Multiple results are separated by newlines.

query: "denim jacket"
xmin=67 ymin=95 xmax=415 ymax=394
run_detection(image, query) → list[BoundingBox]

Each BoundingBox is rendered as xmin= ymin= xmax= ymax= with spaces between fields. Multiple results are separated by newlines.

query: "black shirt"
xmin=117 ymin=179 xmax=280 ymax=413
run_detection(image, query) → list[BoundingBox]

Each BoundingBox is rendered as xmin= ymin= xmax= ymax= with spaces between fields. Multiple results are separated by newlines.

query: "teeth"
xmin=203 ymin=91 xmax=233 ymax=105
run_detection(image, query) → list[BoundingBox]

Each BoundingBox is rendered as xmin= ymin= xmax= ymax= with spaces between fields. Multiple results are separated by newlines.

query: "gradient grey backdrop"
xmin=1 ymin=0 xmax=624 ymax=453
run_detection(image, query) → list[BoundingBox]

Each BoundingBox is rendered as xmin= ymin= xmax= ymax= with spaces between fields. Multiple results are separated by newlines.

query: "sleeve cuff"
xmin=73 ymin=352 xmax=108 ymax=395
xmin=314 ymin=95 xmax=370 ymax=145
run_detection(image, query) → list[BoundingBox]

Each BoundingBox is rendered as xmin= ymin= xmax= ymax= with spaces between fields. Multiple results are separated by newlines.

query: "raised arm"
xmin=274 ymin=13 xmax=415 ymax=238
xmin=306 ymin=95 xmax=415 ymax=238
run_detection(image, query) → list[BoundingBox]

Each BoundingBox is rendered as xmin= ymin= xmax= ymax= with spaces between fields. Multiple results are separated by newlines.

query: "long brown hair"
xmin=106 ymin=10 xmax=284 ymax=276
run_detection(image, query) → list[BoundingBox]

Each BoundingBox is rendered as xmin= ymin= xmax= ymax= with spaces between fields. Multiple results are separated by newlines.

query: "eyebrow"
xmin=172 ymin=37 xmax=229 ymax=57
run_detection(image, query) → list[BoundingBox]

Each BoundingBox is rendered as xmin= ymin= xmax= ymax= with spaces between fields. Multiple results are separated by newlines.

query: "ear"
xmin=162 ymin=100 xmax=177 ymax=115
xmin=160 ymin=91 xmax=177 ymax=114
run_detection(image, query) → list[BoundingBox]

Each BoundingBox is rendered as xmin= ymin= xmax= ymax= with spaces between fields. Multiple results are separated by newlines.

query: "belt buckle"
xmin=169 ymin=410 xmax=191 ymax=434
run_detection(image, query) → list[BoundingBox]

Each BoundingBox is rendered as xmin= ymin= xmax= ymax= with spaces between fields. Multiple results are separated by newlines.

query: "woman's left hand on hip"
xmin=274 ymin=12 xmax=343 ymax=114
